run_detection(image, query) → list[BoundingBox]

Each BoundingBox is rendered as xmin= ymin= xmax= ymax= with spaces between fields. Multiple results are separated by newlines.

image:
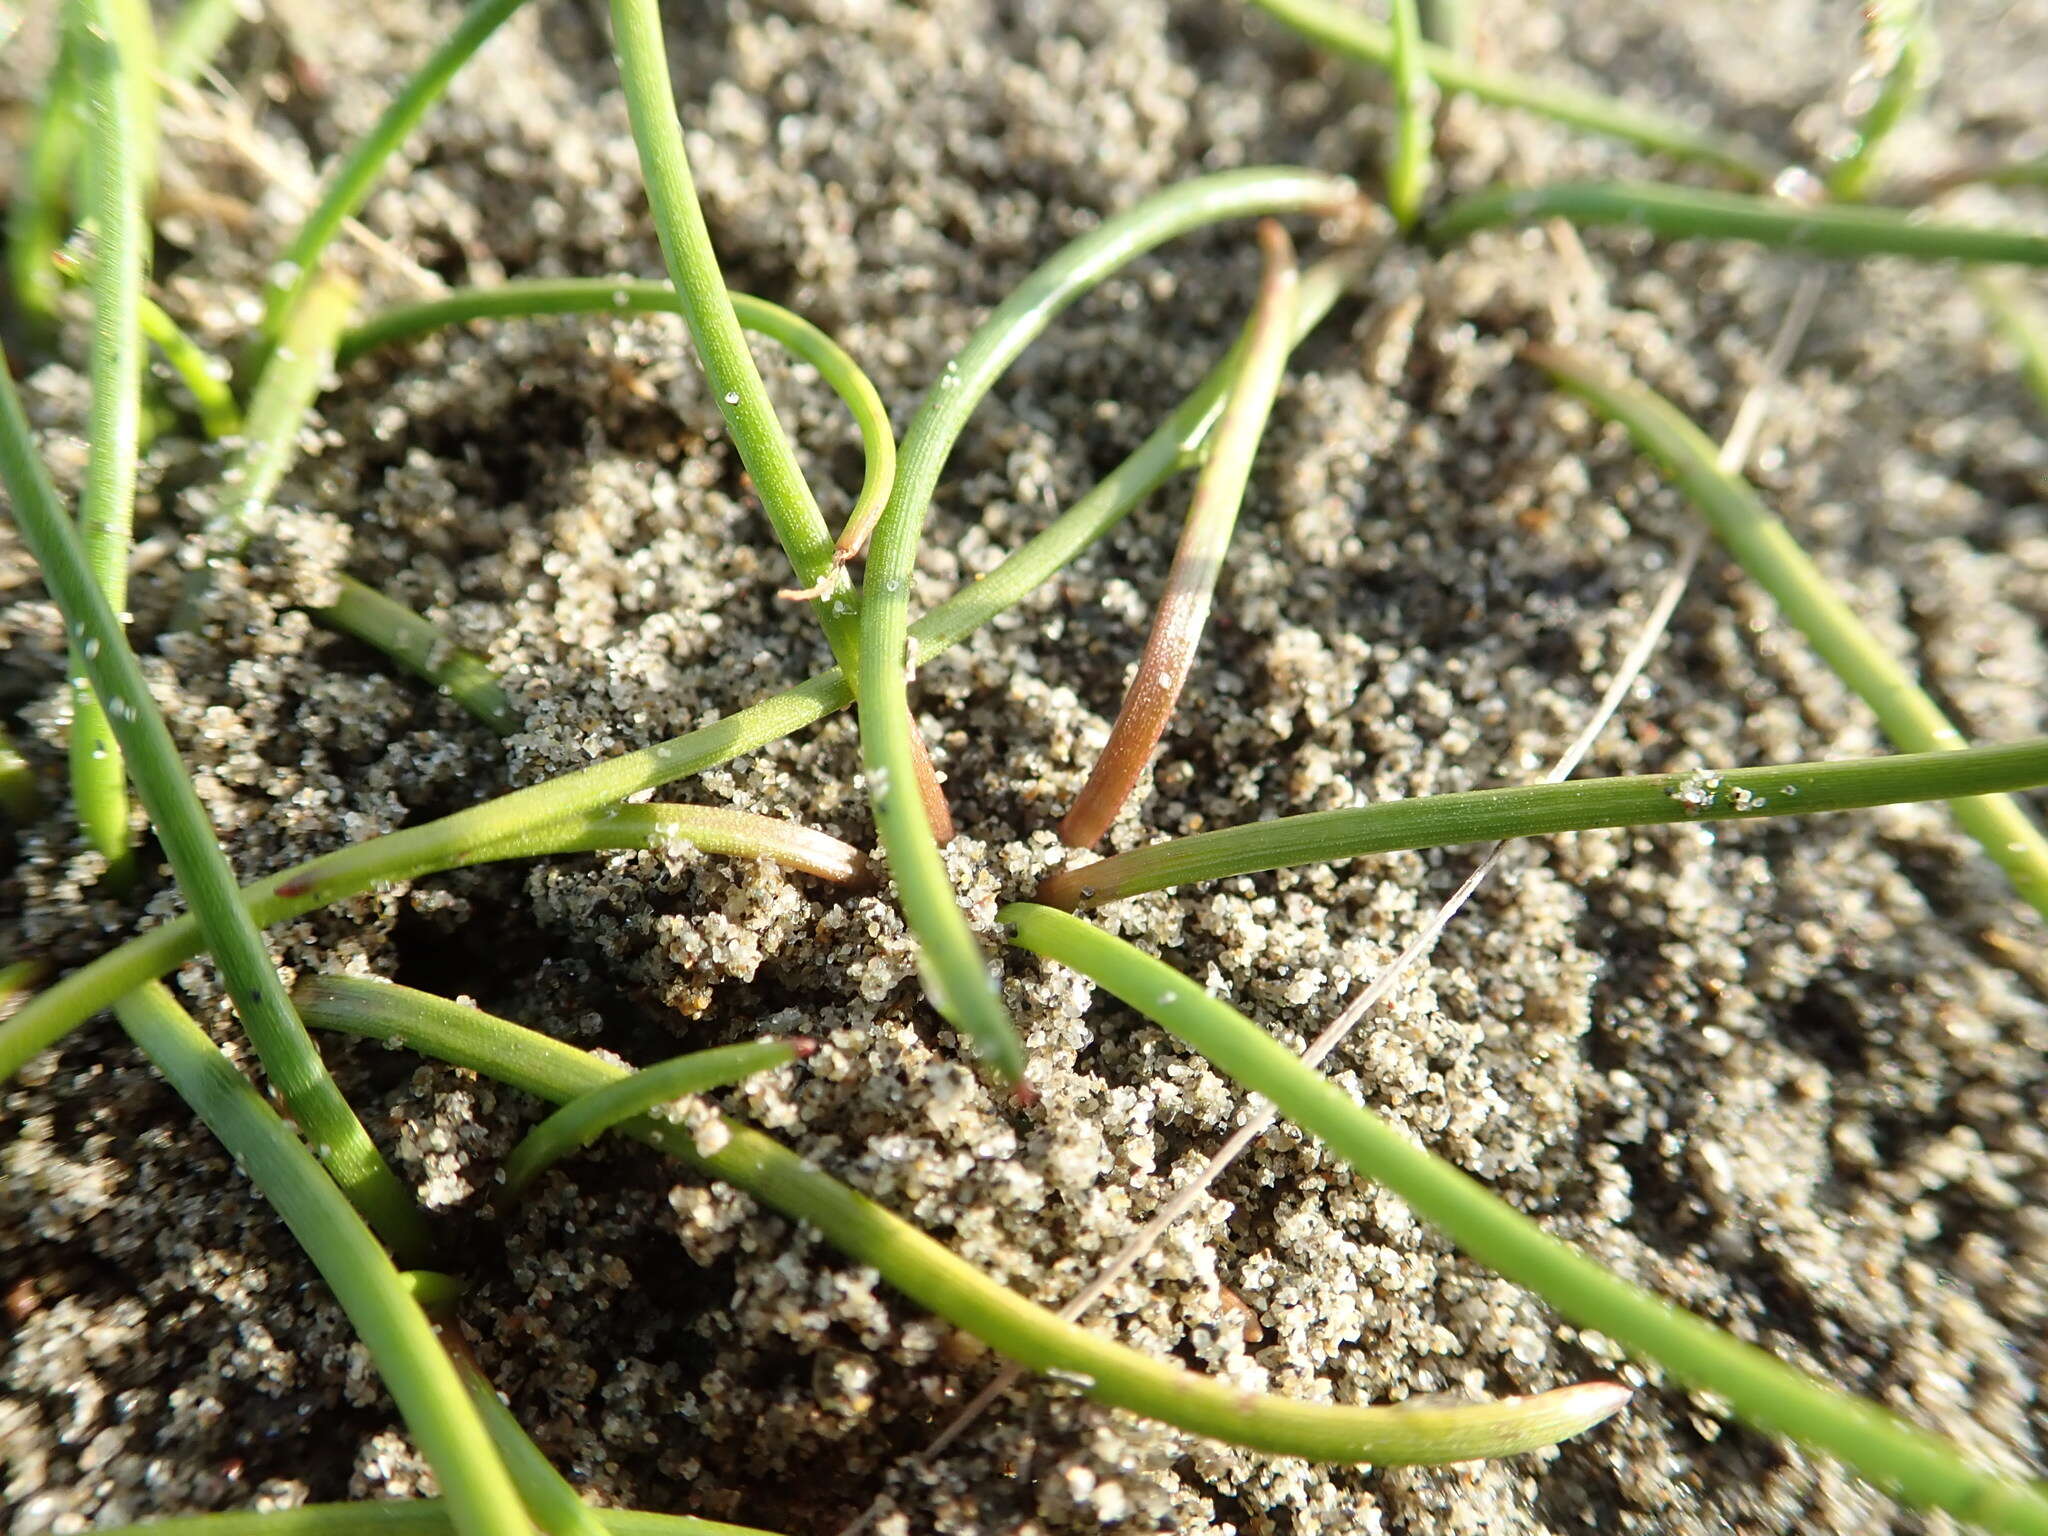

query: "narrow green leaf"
xmin=1002 ymin=904 xmax=2048 ymax=1536
xmin=1529 ymin=344 xmax=2048 ymax=921
xmin=1430 ymin=180 xmax=2048 ymax=265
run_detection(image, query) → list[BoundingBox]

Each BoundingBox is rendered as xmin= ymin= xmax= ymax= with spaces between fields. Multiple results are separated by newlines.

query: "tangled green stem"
xmin=859 ymin=166 xmax=1357 ymax=1081
xmin=301 ymin=975 xmax=1633 ymax=1465
xmin=0 ymin=261 xmax=1351 ymax=1087
xmin=114 ymin=984 xmax=527 ymax=1536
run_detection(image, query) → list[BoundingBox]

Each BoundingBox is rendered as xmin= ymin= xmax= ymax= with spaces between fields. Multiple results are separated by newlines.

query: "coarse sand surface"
xmin=4 ymin=1 xmax=2048 ymax=1531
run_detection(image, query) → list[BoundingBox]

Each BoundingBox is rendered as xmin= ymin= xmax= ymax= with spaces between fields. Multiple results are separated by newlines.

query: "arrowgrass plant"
xmin=6 ymin=0 xmax=2048 ymax=1532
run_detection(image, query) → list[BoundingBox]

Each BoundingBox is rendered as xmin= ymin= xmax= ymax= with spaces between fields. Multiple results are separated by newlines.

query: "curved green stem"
xmin=859 ymin=166 xmax=1356 ymax=1080
xmin=1001 ymin=904 xmax=2048 ymax=1536
xmin=137 ymin=296 xmax=242 ymax=438
xmin=606 ymin=0 xmax=856 ymax=625
xmin=498 ymin=1039 xmax=803 ymax=1199
xmin=259 ymin=0 xmax=534 ymax=343
xmin=1528 ymin=344 xmax=2048 ymax=921
xmin=1040 ymin=738 xmax=2048 ymax=908
xmin=1428 ymin=180 xmax=2048 ymax=265
xmin=0 ymin=262 xmax=1352 ymax=1081
xmin=1245 ymin=0 xmax=1776 ymax=185
xmin=302 ymin=976 xmax=1632 ymax=1465
xmin=1384 ymin=0 xmax=1434 ymax=230
xmin=335 ymin=279 xmax=895 ymax=587
xmin=114 ymin=984 xmax=527 ymax=1536
xmin=68 ymin=0 xmax=159 ymax=891
xmin=0 ymin=354 xmax=432 ymax=1262
xmin=313 ymin=575 xmax=519 ymax=735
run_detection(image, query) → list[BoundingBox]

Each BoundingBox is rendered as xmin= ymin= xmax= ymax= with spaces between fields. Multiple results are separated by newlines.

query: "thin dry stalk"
xmin=1059 ymin=220 xmax=1301 ymax=848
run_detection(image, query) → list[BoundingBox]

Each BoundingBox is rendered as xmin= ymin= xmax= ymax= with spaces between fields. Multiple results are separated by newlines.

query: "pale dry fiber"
xmin=3 ymin=1 xmax=2048 ymax=1533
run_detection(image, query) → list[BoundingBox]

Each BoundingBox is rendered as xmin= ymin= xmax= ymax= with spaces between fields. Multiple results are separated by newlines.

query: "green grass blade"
xmin=114 ymin=984 xmax=528 ymax=1536
xmin=522 ymin=803 xmax=870 ymax=884
xmin=0 ymin=793 xmax=872 ymax=1078
xmin=212 ymin=271 xmax=357 ymax=545
xmin=1429 ymin=180 xmax=2048 ymax=265
xmin=1384 ymin=0 xmax=1435 ymax=230
xmin=1246 ymin=0 xmax=1776 ymax=185
xmin=67 ymin=0 xmax=159 ymax=891
xmin=137 ymin=296 xmax=242 ymax=438
xmin=1528 ymin=343 xmax=2048 ymax=920
xmin=1040 ymin=738 xmax=2048 ymax=907
xmin=313 ymin=575 xmax=519 ymax=735
xmin=605 ymin=0 xmax=858 ymax=628
xmin=52 ymin=246 xmax=244 ymax=441
xmin=859 ymin=166 xmax=1354 ymax=1080
xmin=0 ymin=352 xmax=433 ymax=1263
xmin=336 ymin=279 xmax=896 ymax=591
xmin=1827 ymin=0 xmax=1933 ymax=202
xmin=259 ymin=0 xmax=532 ymax=343
xmin=451 ymin=1354 xmax=608 ymax=1536
xmin=1000 ymin=903 xmax=2048 ymax=1536
xmin=6 ymin=0 xmax=241 ymax=339
xmin=302 ymin=975 xmax=1632 ymax=1464
xmin=498 ymin=1039 xmax=804 ymax=1199
xmin=0 ymin=266 xmax=1354 ymax=1081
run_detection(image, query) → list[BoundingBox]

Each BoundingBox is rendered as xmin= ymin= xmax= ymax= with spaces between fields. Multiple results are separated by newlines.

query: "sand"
xmin=4 ymin=0 xmax=2048 ymax=1531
